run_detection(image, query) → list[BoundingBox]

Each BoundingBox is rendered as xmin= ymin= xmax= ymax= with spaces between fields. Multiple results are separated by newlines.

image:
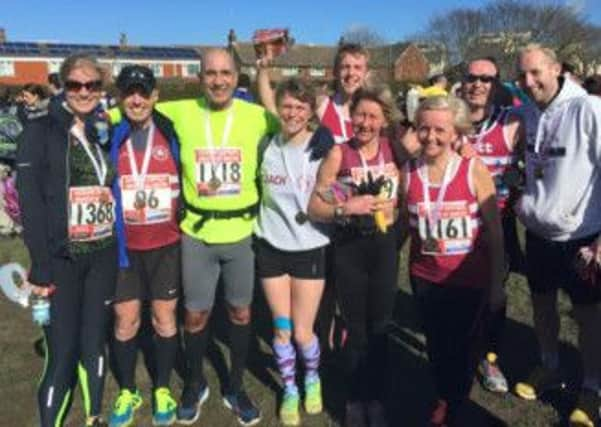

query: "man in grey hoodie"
xmin=513 ymin=44 xmax=601 ymax=427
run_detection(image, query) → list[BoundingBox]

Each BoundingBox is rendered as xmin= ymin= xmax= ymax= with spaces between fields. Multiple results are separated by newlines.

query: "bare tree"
xmin=341 ymin=25 xmax=386 ymax=47
xmin=425 ymin=8 xmax=485 ymax=64
xmin=420 ymin=0 xmax=600 ymax=75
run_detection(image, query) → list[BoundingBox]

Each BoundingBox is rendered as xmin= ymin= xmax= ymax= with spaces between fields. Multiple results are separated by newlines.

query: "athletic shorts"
xmin=254 ymin=237 xmax=326 ymax=280
xmin=526 ymin=231 xmax=601 ymax=305
xmin=182 ymin=234 xmax=254 ymax=311
xmin=115 ymin=242 xmax=181 ymax=302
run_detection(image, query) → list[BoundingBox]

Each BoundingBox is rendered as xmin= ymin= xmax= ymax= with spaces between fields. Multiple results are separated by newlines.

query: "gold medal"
xmin=134 ymin=190 xmax=146 ymax=209
xmin=534 ymin=165 xmax=544 ymax=180
xmin=295 ymin=211 xmax=308 ymax=225
xmin=209 ymin=176 xmax=222 ymax=191
xmin=99 ymin=190 xmax=111 ymax=204
xmin=422 ymin=237 xmax=439 ymax=253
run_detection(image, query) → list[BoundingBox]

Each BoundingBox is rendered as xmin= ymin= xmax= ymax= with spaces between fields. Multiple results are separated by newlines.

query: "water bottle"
xmin=31 ymin=294 xmax=51 ymax=326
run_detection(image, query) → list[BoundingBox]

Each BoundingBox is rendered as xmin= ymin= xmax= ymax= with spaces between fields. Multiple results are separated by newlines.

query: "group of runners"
xmin=14 ymin=39 xmax=601 ymax=427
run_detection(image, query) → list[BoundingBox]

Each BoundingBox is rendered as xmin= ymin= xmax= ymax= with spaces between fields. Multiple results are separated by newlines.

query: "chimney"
xmin=228 ymin=29 xmax=237 ymax=48
xmin=0 ymin=28 xmax=6 ymax=44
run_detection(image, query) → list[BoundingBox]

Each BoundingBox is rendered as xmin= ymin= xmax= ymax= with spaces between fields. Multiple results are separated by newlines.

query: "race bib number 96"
xmin=195 ymin=148 xmax=242 ymax=196
xmin=69 ymin=186 xmax=114 ymax=242
xmin=121 ymin=174 xmax=172 ymax=225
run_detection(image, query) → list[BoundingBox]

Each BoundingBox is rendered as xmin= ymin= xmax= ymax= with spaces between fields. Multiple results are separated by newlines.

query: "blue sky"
xmin=2 ymin=0 xmax=600 ymax=46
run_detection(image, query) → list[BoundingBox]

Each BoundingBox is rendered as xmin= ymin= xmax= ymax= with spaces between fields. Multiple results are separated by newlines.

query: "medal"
xmin=295 ymin=211 xmax=308 ymax=225
xmin=204 ymin=108 xmax=233 ymax=194
xmin=134 ymin=190 xmax=146 ymax=209
xmin=534 ymin=165 xmax=544 ymax=180
xmin=99 ymin=190 xmax=111 ymax=204
xmin=423 ymin=237 xmax=439 ymax=253
xmin=209 ymin=176 xmax=222 ymax=191
xmin=278 ymin=134 xmax=313 ymax=227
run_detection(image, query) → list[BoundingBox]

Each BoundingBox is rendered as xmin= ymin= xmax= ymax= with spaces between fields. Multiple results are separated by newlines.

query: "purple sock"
xmin=273 ymin=341 xmax=298 ymax=395
xmin=300 ymin=335 xmax=320 ymax=384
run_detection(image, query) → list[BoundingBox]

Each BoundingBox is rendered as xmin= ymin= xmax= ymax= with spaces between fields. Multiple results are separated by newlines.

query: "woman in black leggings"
xmin=309 ymin=85 xmax=400 ymax=427
xmin=17 ymin=54 xmax=117 ymax=427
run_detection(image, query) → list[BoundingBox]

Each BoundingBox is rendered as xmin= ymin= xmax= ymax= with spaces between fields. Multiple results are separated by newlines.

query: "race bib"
xmin=195 ymin=148 xmax=242 ymax=196
xmin=417 ymin=201 xmax=473 ymax=256
xmin=121 ymin=174 xmax=172 ymax=225
xmin=69 ymin=186 xmax=115 ymax=242
xmin=350 ymin=164 xmax=399 ymax=200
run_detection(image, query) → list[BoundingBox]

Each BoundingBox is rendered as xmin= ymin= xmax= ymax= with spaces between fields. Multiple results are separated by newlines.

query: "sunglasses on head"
xmin=464 ymin=74 xmax=497 ymax=84
xmin=64 ymin=80 xmax=103 ymax=92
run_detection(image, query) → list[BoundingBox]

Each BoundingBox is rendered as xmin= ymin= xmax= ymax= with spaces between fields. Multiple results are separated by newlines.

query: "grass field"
xmin=0 ymin=235 xmax=585 ymax=426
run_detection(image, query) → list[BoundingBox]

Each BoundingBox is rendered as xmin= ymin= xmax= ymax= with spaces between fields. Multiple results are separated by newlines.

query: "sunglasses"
xmin=64 ymin=80 xmax=103 ymax=92
xmin=464 ymin=74 xmax=497 ymax=84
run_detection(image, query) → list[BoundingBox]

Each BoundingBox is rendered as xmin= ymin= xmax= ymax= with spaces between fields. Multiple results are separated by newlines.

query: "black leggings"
xmin=412 ymin=276 xmax=486 ymax=405
xmin=485 ymin=214 xmax=525 ymax=355
xmin=38 ymin=244 xmax=117 ymax=427
xmin=334 ymin=230 xmax=397 ymax=402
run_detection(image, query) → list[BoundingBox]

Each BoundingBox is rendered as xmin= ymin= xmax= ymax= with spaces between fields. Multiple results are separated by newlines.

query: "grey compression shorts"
xmin=182 ymin=234 xmax=255 ymax=311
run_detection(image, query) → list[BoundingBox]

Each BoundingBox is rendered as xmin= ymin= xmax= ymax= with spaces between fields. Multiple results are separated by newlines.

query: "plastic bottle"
xmin=31 ymin=294 xmax=51 ymax=326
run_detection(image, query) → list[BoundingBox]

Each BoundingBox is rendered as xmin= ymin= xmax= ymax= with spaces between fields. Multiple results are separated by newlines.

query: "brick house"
xmin=200 ymin=31 xmax=434 ymax=84
xmin=0 ymin=32 xmax=201 ymax=86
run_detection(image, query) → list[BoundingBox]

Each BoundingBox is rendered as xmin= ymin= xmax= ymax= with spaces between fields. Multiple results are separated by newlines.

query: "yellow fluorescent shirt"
xmin=156 ymin=97 xmax=279 ymax=244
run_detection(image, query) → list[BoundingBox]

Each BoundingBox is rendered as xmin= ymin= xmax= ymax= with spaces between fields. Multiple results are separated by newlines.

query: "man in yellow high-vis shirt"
xmin=152 ymin=48 xmax=278 ymax=426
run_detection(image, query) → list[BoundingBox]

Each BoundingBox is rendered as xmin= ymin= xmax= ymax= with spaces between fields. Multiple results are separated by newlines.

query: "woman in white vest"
xmin=254 ymin=79 xmax=334 ymax=426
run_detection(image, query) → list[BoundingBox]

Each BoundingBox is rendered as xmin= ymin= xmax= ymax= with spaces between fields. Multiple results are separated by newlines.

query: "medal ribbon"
xmin=70 ymin=125 xmax=108 ymax=186
xmin=278 ymin=134 xmax=311 ymax=212
xmin=204 ymin=105 xmax=234 ymax=178
xmin=125 ymin=123 xmax=156 ymax=190
xmin=420 ymin=155 xmax=456 ymax=228
xmin=357 ymin=145 xmax=385 ymax=183
xmin=471 ymin=106 xmax=496 ymax=149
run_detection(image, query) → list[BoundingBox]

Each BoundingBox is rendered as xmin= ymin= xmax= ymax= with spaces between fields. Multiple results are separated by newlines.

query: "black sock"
xmin=228 ymin=322 xmax=251 ymax=394
xmin=112 ymin=337 xmax=138 ymax=391
xmin=184 ymin=329 xmax=209 ymax=388
xmin=154 ymin=334 xmax=178 ymax=389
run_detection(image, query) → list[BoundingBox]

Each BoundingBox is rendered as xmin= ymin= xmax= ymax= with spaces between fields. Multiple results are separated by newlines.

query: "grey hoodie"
xmin=517 ymin=78 xmax=601 ymax=241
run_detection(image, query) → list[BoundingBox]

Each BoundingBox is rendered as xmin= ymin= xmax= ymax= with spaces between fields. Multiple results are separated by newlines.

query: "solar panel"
xmin=0 ymin=41 xmax=199 ymax=60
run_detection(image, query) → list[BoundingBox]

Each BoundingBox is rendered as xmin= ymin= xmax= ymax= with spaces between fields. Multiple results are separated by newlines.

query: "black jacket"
xmin=16 ymin=100 xmax=104 ymax=284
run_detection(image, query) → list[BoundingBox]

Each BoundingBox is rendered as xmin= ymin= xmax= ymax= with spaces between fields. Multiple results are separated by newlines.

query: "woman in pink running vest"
xmin=399 ymin=95 xmax=505 ymax=426
xmin=308 ymin=85 xmax=400 ymax=427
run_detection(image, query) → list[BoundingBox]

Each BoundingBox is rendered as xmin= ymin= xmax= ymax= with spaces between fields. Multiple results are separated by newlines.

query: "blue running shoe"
xmin=176 ymin=383 xmax=209 ymax=425
xmin=108 ymin=389 xmax=142 ymax=427
xmin=223 ymin=389 xmax=261 ymax=426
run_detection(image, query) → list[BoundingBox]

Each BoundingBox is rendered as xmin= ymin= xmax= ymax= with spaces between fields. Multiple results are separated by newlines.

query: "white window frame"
xmin=149 ymin=63 xmax=163 ymax=78
xmin=240 ymin=66 xmax=257 ymax=77
xmin=0 ymin=60 xmax=15 ymax=77
xmin=281 ymin=67 xmax=299 ymax=77
xmin=183 ymin=63 xmax=200 ymax=77
xmin=112 ymin=62 xmax=123 ymax=77
xmin=48 ymin=60 xmax=62 ymax=74
xmin=309 ymin=68 xmax=325 ymax=77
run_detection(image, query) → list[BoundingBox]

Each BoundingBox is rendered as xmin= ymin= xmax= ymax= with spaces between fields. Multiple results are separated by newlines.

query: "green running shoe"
xmin=279 ymin=392 xmax=300 ymax=426
xmin=108 ymin=389 xmax=143 ymax=427
xmin=304 ymin=377 xmax=323 ymax=415
xmin=153 ymin=387 xmax=177 ymax=426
